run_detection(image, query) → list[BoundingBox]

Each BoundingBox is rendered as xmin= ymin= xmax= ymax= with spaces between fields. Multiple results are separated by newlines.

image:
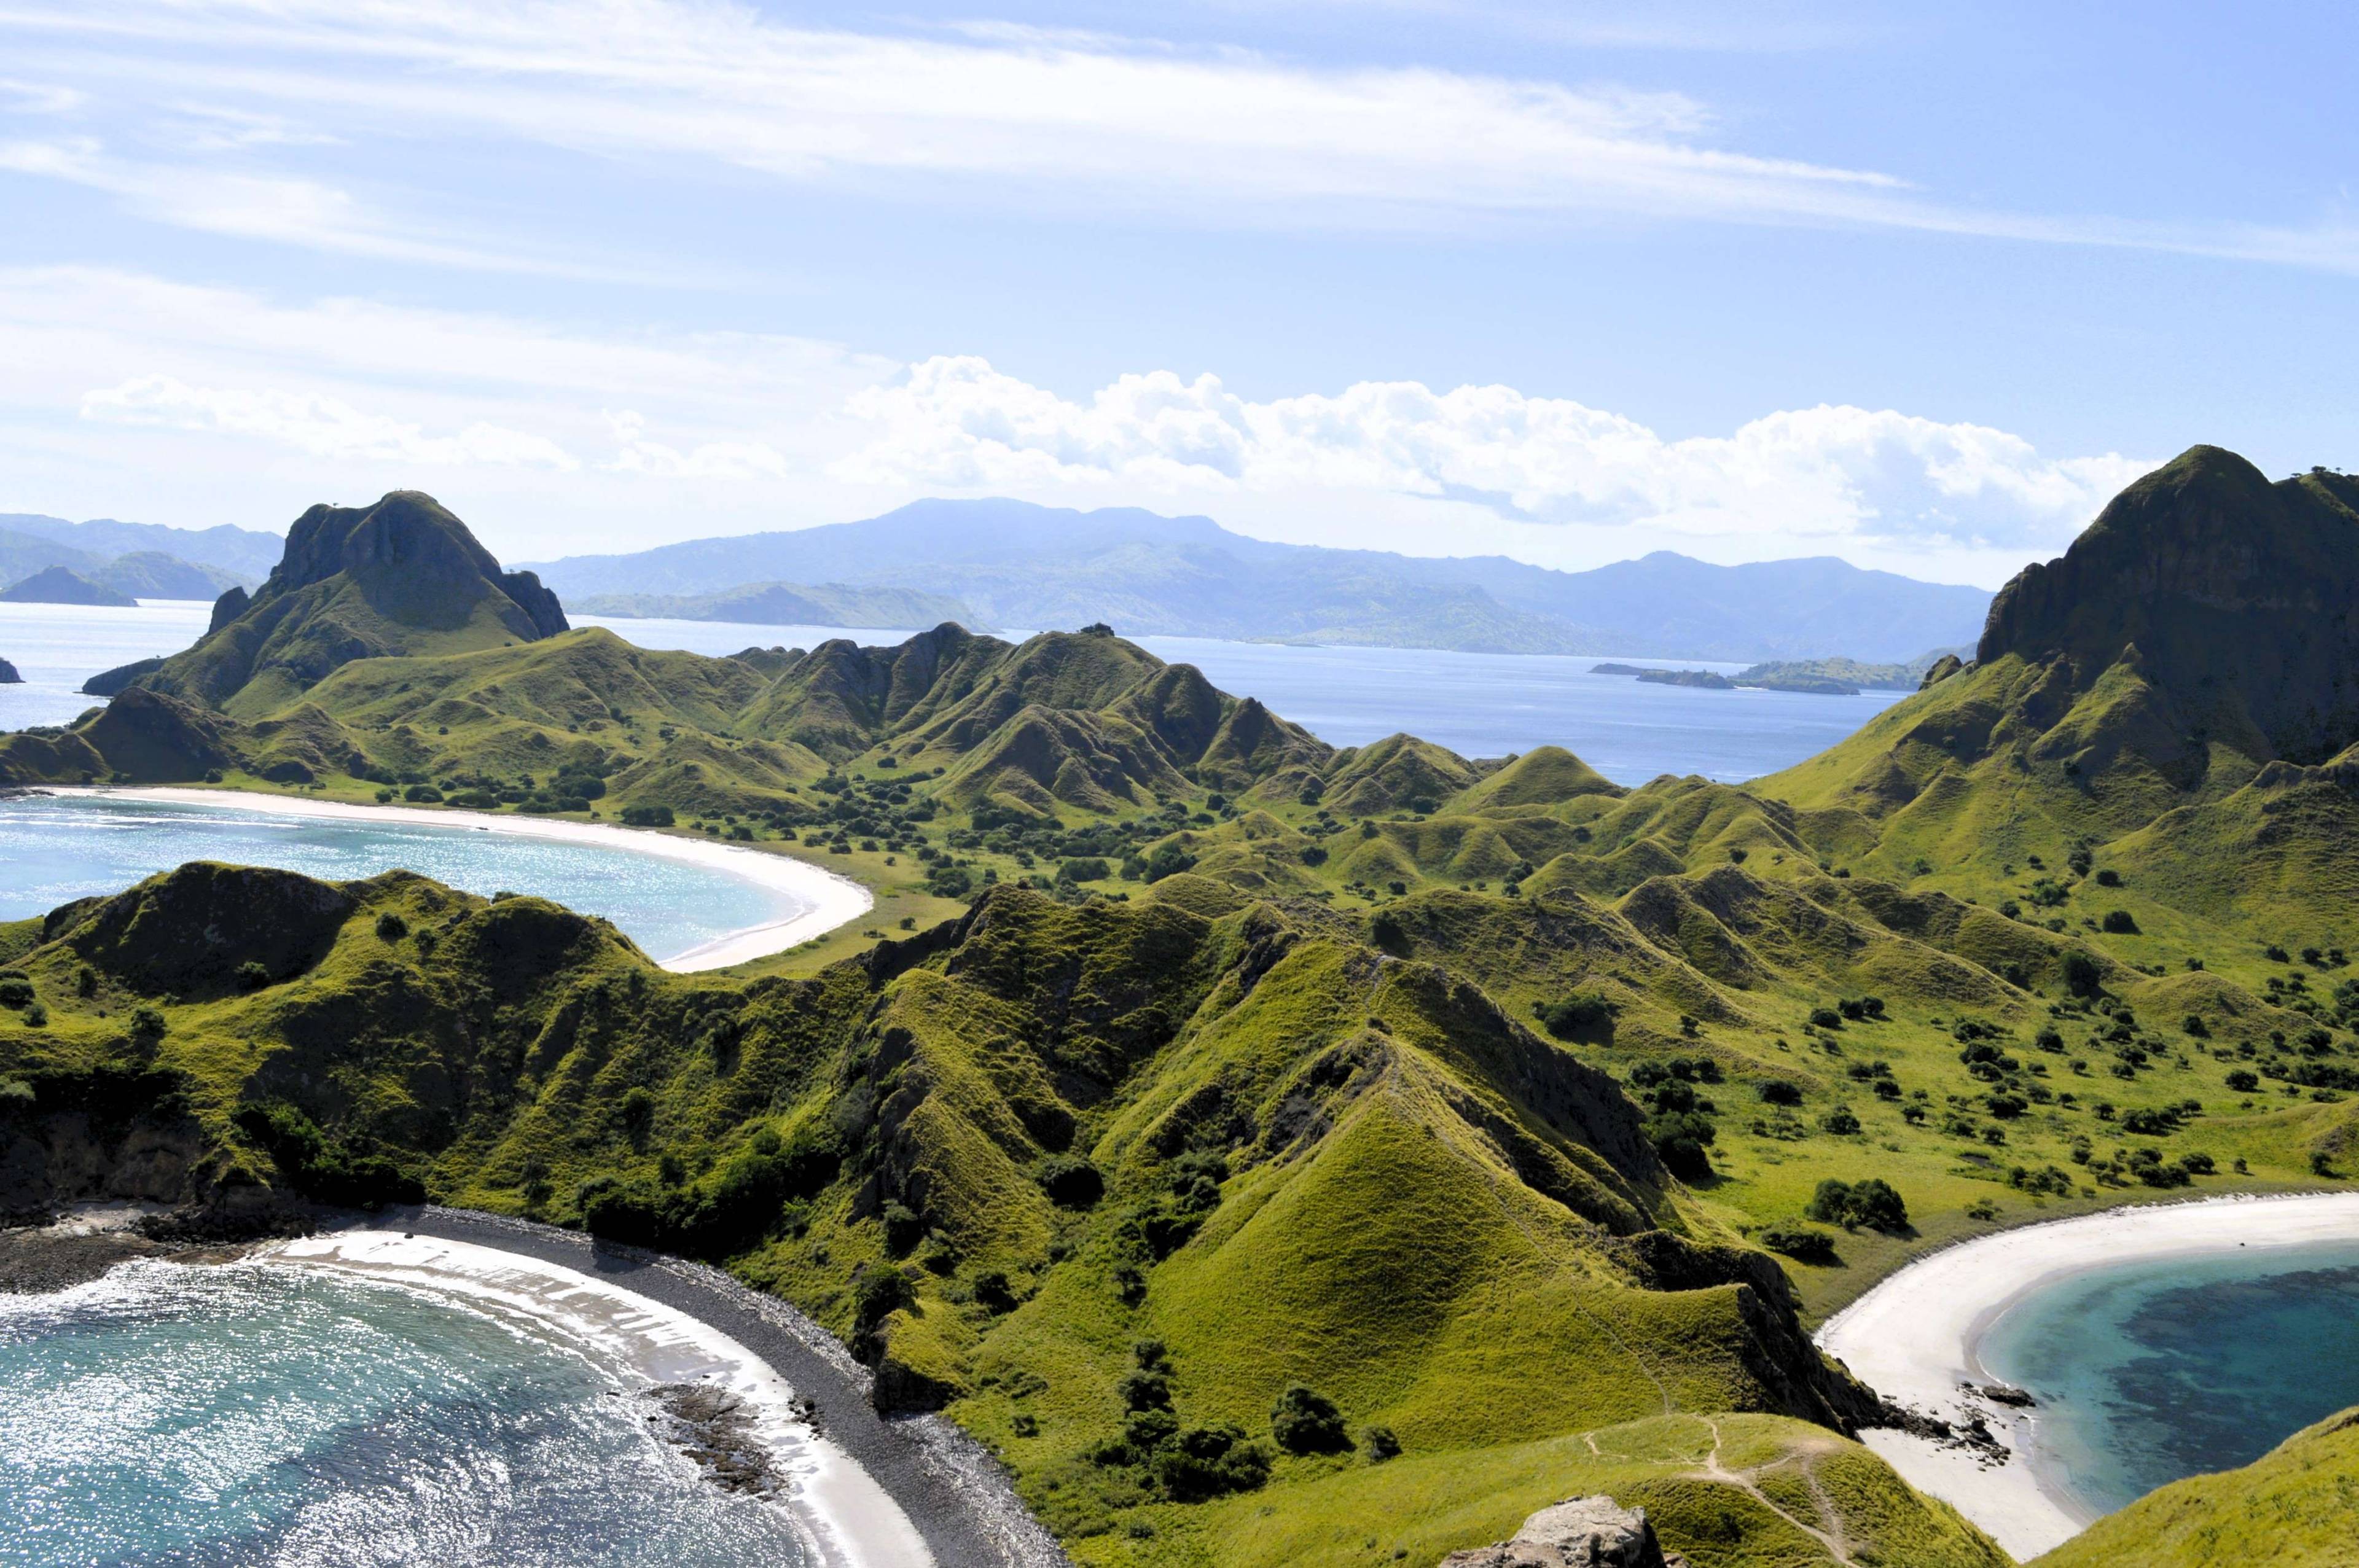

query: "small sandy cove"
xmin=1816 ymin=1192 xmax=2359 ymax=1561
xmin=261 ymin=1230 xmax=932 ymax=1568
xmin=50 ymin=786 xmax=874 ymax=972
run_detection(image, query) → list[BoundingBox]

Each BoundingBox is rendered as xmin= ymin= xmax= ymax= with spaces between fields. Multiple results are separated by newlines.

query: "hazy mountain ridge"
xmin=1 ymin=515 xmax=270 ymax=602
xmin=523 ymin=497 xmax=1993 ymax=661
xmin=576 ymin=579 xmax=984 ymax=630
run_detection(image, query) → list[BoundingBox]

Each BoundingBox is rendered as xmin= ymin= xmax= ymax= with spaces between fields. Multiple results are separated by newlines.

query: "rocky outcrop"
xmin=0 ymin=656 xmax=18 ymax=684
xmin=1979 ymin=446 xmax=2359 ymax=764
xmin=1438 ymin=1498 xmax=1686 ymax=1568
xmin=1917 ymin=652 xmax=1965 ymax=689
xmin=98 ymin=490 xmax=569 ymax=714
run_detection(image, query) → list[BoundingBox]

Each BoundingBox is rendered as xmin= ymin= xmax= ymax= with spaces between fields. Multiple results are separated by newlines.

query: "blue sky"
xmin=3 ymin=1 xmax=2356 ymax=583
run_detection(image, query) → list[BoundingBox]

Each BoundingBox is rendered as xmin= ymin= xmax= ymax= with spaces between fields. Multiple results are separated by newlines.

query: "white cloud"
xmin=602 ymin=410 xmax=789 ymax=480
xmin=0 ymin=0 xmax=1952 ymax=241
xmin=4 ymin=0 xmax=2353 ymax=271
xmin=0 ymin=265 xmax=2146 ymax=581
xmin=837 ymin=355 xmax=2152 ymax=553
xmin=81 ymin=374 xmax=579 ymax=469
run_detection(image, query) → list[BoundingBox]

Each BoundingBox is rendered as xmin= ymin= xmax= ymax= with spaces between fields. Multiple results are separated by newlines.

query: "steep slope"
xmin=98 ymin=491 xmax=568 ymax=716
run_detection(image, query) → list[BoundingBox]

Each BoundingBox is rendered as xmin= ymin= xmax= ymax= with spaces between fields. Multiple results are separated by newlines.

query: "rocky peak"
xmin=262 ymin=491 xmax=566 ymax=638
xmin=1977 ymin=444 xmax=2359 ymax=764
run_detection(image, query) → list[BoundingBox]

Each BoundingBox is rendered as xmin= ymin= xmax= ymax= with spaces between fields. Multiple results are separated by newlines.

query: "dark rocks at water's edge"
xmin=648 ymin=1383 xmax=784 ymax=1497
xmin=0 ymin=1207 xmax=292 ymax=1293
xmin=1439 ymin=1497 xmax=1688 ymax=1568
xmin=1589 ymin=663 xmax=1653 ymax=676
xmin=0 ymin=655 xmax=19 ymax=684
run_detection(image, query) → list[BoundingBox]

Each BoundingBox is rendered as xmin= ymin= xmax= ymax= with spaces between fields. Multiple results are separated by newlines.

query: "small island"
xmin=1590 ymin=661 xmax=1738 ymax=688
xmin=0 ymin=566 xmax=139 ymax=607
xmin=0 ymin=655 xmax=20 ymax=683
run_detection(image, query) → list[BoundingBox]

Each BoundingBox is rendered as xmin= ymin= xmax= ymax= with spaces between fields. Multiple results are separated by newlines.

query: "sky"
xmin=4 ymin=1 xmax=2357 ymax=585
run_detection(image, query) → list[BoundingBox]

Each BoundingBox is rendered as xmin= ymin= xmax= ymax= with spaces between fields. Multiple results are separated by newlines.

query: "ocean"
xmin=1975 ymin=1239 xmax=2359 ymax=1517
xmin=0 ymin=1259 xmax=811 ymax=1567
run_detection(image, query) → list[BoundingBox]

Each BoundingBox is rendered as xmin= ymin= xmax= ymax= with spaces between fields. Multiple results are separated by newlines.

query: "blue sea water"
xmin=1975 ymin=1241 xmax=2359 ymax=1518
xmin=0 ymin=1261 xmax=808 ymax=1567
xmin=0 ymin=794 xmax=803 ymax=965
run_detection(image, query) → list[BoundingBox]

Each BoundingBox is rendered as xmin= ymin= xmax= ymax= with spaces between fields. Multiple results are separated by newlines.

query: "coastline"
xmin=36 ymin=785 xmax=875 ymax=972
xmin=1816 ymin=1190 xmax=2359 ymax=1561
xmin=4 ymin=1203 xmax=1065 ymax=1568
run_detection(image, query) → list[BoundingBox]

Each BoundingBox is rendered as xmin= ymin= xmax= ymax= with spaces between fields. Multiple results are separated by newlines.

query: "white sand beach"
xmin=260 ymin=1230 xmax=932 ymax=1568
xmin=1816 ymin=1191 xmax=2359 ymax=1561
xmin=49 ymin=786 xmax=874 ymax=972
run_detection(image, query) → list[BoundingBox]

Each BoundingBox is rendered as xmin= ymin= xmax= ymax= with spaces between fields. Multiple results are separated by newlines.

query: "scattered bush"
xmin=2102 ymin=910 xmax=2139 ymax=934
xmin=1757 ymin=1078 xmax=1804 ymax=1106
xmin=1806 ymin=1177 xmax=1908 ymax=1232
xmin=375 ymin=911 xmax=409 ymax=942
xmin=1818 ymin=1107 xmax=1862 ymax=1135
xmin=1532 ymin=991 xmax=1616 ymax=1040
xmin=1361 ymin=1425 xmax=1401 ymax=1462
xmin=1035 ymin=1153 xmax=1105 ymax=1208
xmin=402 ymin=784 xmax=443 ymax=804
xmin=620 ymin=803 xmax=675 ymax=827
xmin=1269 ymin=1384 xmax=1350 ymax=1454
xmin=1758 ymin=1223 xmax=1838 ymax=1263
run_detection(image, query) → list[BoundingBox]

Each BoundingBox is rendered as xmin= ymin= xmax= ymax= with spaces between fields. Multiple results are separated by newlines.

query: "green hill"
xmin=87 ymin=491 xmax=568 ymax=717
xmin=10 ymin=455 xmax=2359 ymax=1564
xmin=1 ymin=566 xmax=138 ymax=607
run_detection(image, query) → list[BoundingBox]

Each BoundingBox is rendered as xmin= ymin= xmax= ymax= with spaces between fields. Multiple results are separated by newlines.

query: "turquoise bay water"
xmin=0 ymin=794 xmax=803 ymax=965
xmin=0 ymin=1261 xmax=808 ymax=1567
xmin=1976 ymin=1241 xmax=2359 ymax=1516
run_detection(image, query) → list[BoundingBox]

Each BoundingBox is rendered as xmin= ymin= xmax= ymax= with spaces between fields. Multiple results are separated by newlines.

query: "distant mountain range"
xmin=574 ymin=580 xmax=984 ymax=631
xmin=0 ymin=511 xmax=281 ymax=601
xmin=523 ymin=497 xmax=1993 ymax=662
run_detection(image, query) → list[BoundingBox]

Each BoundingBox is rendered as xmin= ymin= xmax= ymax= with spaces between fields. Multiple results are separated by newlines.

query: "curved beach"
xmin=1817 ymin=1192 xmax=2359 ymax=1561
xmin=45 ymin=786 xmax=874 ymax=972
xmin=270 ymin=1209 xmax=1066 ymax=1568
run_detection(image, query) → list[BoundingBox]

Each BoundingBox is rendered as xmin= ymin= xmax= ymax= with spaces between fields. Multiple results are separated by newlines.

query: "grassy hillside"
xmin=9 ymin=456 xmax=2359 ymax=1562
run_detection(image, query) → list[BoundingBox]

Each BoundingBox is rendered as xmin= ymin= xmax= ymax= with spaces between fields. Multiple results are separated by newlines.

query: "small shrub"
xmin=620 ymin=804 xmax=675 ymax=827
xmin=375 ymin=911 xmax=409 ymax=942
xmin=2094 ymin=868 xmax=2122 ymax=887
xmin=1758 ymin=1223 xmax=1838 ymax=1263
xmin=2101 ymin=910 xmax=2140 ymax=934
xmin=1532 ymin=991 xmax=1616 ymax=1040
xmin=1757 ymin=1078 xmax=1803 ymax=1106
xmin=1818 ymin=1107 xmax=1862 ymax=1135
xmin=1361 ymin=1425 xmax=1401 ymax=1462
xmin=1035 ymin=1153 xmax=1105 ymax=1208
xmin=1807 ymin=1176 xmax=1908 ymax=1232
xmin=1269 ymin=1384 xmax=1350 ymax=1454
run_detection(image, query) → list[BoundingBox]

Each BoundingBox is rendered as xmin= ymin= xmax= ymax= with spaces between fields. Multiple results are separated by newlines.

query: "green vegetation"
xmin=12 ymin=456 xmax=2359 ymax=1564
